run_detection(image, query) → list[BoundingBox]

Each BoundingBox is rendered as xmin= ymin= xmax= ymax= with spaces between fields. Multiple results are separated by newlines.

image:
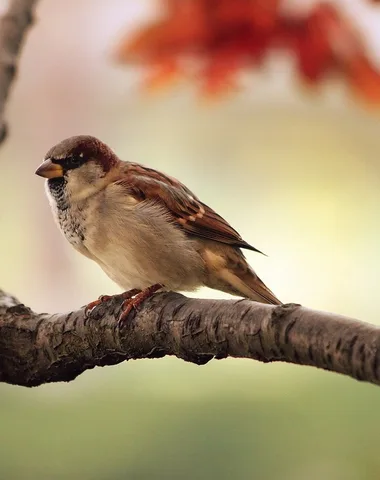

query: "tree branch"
xmin=1 ymin=289 xmax=379 ymax=388
xmin=0 ymin=0 xmax=39 ymax=143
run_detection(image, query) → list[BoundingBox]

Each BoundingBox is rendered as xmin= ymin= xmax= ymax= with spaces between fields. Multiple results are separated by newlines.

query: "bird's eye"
xmin=64 ymin=155 xmax=83 ymax=170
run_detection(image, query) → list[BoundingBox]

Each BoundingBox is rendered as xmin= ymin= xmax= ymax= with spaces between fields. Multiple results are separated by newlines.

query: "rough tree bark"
xmin=0 ymin=0 xmax=39 ymax=143
xmin=1 ymin=289 xmax=380 ymax=388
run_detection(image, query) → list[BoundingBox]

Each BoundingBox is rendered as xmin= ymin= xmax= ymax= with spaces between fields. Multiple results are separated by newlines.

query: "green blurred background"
xmin=1 ymin=1 xmax=380 ymax=479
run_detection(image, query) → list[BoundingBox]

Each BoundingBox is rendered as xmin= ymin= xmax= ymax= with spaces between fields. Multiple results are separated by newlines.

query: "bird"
xmin=35 ymin=135 xmax=281 ymax=320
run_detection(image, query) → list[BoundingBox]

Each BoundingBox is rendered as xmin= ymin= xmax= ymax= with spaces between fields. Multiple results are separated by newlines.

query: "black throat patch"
xmin=47 ymin=176 xmax=86 ymax=246
xmin=47 ymin=177 xmax=68 ymax=210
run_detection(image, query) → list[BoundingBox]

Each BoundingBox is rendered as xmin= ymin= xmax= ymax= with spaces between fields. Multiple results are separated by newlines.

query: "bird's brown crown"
xmin=45 ymin=135 xmax=118 ymax=173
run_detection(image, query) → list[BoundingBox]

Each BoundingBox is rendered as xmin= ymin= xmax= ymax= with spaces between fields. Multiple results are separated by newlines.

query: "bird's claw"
xmin=118 ymin=284 xmax=163 ymax=324
xmin=85 ymin=289 xmax=142 ymax=317
xmin=85 ymin=295 xmax=113 ymax=316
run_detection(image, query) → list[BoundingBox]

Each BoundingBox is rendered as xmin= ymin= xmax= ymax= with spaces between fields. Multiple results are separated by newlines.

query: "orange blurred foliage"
xmin=115 ymin=0 xmax=380 ymax=105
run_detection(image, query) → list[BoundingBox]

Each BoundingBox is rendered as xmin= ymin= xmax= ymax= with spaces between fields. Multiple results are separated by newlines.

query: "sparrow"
xmin=35 ymin=135 xmax=281 ymax=320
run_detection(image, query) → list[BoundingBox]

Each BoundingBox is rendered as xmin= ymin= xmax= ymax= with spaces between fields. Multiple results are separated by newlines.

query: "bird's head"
xmin=35 ymin=135 xmax=119 ymax=201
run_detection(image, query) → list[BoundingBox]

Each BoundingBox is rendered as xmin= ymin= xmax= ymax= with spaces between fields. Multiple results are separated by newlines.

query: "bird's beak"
xmin=35 ymin=159 xmax=64 ymax=179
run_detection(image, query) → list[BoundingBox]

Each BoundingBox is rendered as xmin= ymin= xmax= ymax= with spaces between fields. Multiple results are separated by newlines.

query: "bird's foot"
xmin=85 ymin=289 xmax=142 ymax=317
xmin=85 ymin=295 xmax=113 ymax=314
xmin=118 ymin=284 xmax=163 ymax=324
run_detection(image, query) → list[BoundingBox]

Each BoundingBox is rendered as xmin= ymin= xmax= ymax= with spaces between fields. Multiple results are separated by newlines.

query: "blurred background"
xmin=1 ymin=0 xmax=380 ymax=479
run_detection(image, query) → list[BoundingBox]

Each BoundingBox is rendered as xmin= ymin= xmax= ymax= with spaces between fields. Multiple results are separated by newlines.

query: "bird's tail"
xmin=215 ymin=265 xmax=282 ymax=305
xmin=239 ymin=271 xmax=282 ymax=305
xmin=202 ymin=246 xmax=282 ymax=305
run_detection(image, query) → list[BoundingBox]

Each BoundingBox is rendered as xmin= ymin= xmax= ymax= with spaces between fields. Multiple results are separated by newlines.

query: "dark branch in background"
xmin=1 ymin=289 xmax=379 ymax=388
xmin=0 ymin=0 xmax=39 ymax=143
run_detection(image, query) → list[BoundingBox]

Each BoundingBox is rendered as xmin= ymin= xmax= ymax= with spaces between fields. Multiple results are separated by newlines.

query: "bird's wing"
xmin=115 ymin=163 xmax=263 ymax=253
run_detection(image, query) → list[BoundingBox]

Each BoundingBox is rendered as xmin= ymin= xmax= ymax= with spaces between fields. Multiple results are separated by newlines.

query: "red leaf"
xmin=250 ymin=0 xmax=281 ymax=33
xmin=348 ymin=55 xmax=380 ymax=106
xmin=295 ymin=4 xmax=335 ymax=83
xmin=201 ymin=51 xmax=241 ymax=97
xmin=115 ymin=0 xmax=380 ymax=108
xmin=142 ymin=58 xmax=182 ymax=92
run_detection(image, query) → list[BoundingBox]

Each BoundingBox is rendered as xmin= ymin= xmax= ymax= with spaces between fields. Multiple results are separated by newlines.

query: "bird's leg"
xmin=118 ymin=284 xmax=163 ymax=324
xmin=85 ymin=289 xmax=142 ymax=316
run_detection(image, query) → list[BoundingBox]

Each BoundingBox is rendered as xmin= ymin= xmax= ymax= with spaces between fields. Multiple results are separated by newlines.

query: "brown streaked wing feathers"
xmin=115 ymin=163 xmax=264 ymax=253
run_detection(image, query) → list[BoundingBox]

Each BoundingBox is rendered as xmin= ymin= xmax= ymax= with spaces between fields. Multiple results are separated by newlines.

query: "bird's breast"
xmin=82 ymin=198 xmax=206 ymax=291
xmin=57 ymin=206 xmax=87 ymax=249
xmin=47 ymin=181 xmax=89 ymax=253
